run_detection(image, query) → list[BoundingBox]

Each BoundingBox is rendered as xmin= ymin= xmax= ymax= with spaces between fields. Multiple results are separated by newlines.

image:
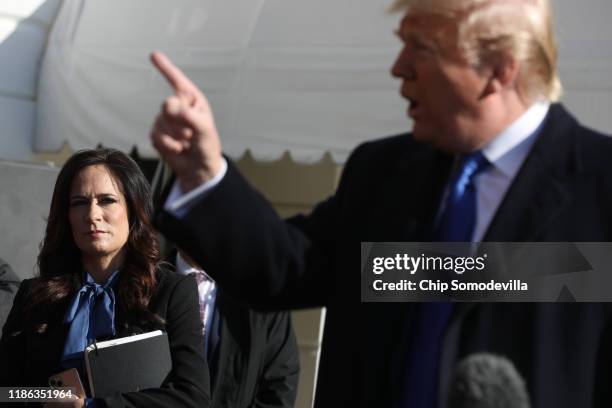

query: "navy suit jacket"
xmin=155 ymin=104 xmax=612 ymax=407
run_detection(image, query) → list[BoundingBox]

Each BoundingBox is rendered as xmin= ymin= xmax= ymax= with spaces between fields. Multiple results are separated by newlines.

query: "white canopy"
xmin=34 ymin=0 xmax=406 ymax=163
xmin=28 ymin=0 xmax=612 ymax=164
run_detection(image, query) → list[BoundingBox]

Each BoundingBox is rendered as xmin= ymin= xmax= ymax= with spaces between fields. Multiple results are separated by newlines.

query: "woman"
xmin=0 ymin=149 xmax=209 ymax=407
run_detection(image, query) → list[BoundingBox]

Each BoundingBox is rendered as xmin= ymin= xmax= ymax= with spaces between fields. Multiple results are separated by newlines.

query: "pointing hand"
xmin=150 ymin=51 xmax=223 ymax=192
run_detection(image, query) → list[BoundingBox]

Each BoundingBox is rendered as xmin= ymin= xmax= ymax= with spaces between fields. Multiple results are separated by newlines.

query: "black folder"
xmin=84 ymin=330 xmax=172 ymax=397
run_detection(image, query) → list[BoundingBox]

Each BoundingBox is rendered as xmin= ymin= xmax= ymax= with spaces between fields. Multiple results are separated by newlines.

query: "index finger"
xmin=151 ymin=51 xmax=201 ymax=101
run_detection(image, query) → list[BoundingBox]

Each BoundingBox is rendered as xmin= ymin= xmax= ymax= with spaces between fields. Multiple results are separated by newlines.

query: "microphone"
xmin=448 ymin=353 xmax=530 ymax=408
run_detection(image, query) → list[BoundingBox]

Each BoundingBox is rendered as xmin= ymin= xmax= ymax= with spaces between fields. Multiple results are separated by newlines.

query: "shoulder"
xmin=150 ymin=265 xmax=200 ymax=318
xmin=11 ymin=278 xmax=35 ymax=301
xmin=337 ymin=132 xmax=414 ymax=185
xmin=346 ymin=133 xmax=415 ymax=167
xmin=576 ymin=127 xmax=612 ymax=171
xmin=335 ymin=132 xmax=434 ymax=197
xmin=152 ymin=263 xmax=196 ymax=299
xmin=557 ymin=105 xmax=612 ymax=174
xmin=539 ymin=104 xmax=612 ymax=175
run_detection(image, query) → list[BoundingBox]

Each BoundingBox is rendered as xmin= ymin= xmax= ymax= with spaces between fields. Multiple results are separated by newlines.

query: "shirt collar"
xmin=482 ymin=102 xmax=550 ymax=178
xmin=175 ymin=252 xmax=214 ymax=282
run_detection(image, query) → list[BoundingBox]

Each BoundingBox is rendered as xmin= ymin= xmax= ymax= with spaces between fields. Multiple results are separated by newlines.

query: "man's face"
xmin=391 ymin=13 xmax=492 ymax=153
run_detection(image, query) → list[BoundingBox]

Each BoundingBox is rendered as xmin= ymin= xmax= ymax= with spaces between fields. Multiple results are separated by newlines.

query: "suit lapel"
xmin=483 ymin=104 xmax=578 ymax=242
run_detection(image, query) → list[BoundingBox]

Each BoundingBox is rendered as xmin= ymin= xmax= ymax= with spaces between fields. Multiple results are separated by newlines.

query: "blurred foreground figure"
xmin=150 ymin=0 xmax=612 ymax=406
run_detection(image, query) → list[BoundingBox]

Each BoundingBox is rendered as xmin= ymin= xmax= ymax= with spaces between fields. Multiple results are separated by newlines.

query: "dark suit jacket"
xmin=209 ymin=291 xmax=299 ymax=408
xmin=0 ymin=267 xmax=210 ymax=408
xmin=155 ymin=104 xmax=612 ymax=407
xmin=164 ymin=236 xmax=299 ymax=407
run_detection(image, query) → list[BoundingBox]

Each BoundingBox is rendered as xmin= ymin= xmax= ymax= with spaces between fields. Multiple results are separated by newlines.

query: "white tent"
xmin=0 ymin=0 xmax=61 ymax=161
xmin=34 ymin=0 xmax=404 ymax=163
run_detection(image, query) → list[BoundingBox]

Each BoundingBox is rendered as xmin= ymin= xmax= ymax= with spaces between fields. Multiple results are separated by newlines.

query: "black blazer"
xmin=210 ymin=291 xmax=299 ymax=408
xmin=0 ymin=267 xmax=210 ymax=408
xmin=155 ymin=104 xmax=612 ymax=407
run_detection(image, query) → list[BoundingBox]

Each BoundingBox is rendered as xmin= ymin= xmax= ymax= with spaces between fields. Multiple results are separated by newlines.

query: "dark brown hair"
xmin=26 ymin=148 xmax=163 ymax=331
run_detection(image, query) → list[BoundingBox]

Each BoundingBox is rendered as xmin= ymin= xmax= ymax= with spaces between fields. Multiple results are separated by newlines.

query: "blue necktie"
xmin=401 ymin=152 xmax=489 ymax=408
xmin=61 ymin=272 xmax=118 ymax=368
xmin=400 ymin=302 xmax=455 ymax=408
xmin=434 ymin=151 xmax=490 ymax=242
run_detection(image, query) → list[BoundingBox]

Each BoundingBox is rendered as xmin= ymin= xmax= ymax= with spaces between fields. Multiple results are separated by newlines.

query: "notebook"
xmin=84 ymin=330 xmax=172 ymax=397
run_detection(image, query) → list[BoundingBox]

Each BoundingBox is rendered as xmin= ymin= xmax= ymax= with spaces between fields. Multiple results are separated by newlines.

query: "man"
xmin=170 ymin=248 xmax=300 ymax=408
xmin=150 ymin=0 xmax=612 ymax=406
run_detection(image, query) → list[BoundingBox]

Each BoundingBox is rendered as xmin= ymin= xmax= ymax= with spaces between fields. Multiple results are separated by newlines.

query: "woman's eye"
xmin=69 ymin=200 xmax=87 ymax=207
xmin=99 ymin=198 xmax=117 ymax=205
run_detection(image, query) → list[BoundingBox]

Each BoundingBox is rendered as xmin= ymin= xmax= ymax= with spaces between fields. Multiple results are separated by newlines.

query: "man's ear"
xmin=483 ymin=55 xmax=519 ymax=96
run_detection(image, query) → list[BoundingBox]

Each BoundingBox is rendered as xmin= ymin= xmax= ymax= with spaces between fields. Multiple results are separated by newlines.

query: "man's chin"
xmin=411 ymin=124 xmax=432 ymax=143
xmin=411 ymin=125 xmax=445 ymax=149
xmin=411 ymin=126 xmax=475 ymax=154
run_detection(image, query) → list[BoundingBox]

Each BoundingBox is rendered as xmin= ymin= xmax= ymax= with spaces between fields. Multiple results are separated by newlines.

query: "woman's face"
xmin=68 ymin=165 xmax=130 ymax=262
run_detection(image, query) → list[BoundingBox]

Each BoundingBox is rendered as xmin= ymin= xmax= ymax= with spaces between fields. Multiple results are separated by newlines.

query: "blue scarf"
xmin=61 ymin=270 xmax=120 ymax=368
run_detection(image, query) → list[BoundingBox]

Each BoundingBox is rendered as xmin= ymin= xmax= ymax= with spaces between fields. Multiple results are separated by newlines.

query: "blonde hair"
xmin=390 ymin=0 xmax=562 ymax=102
